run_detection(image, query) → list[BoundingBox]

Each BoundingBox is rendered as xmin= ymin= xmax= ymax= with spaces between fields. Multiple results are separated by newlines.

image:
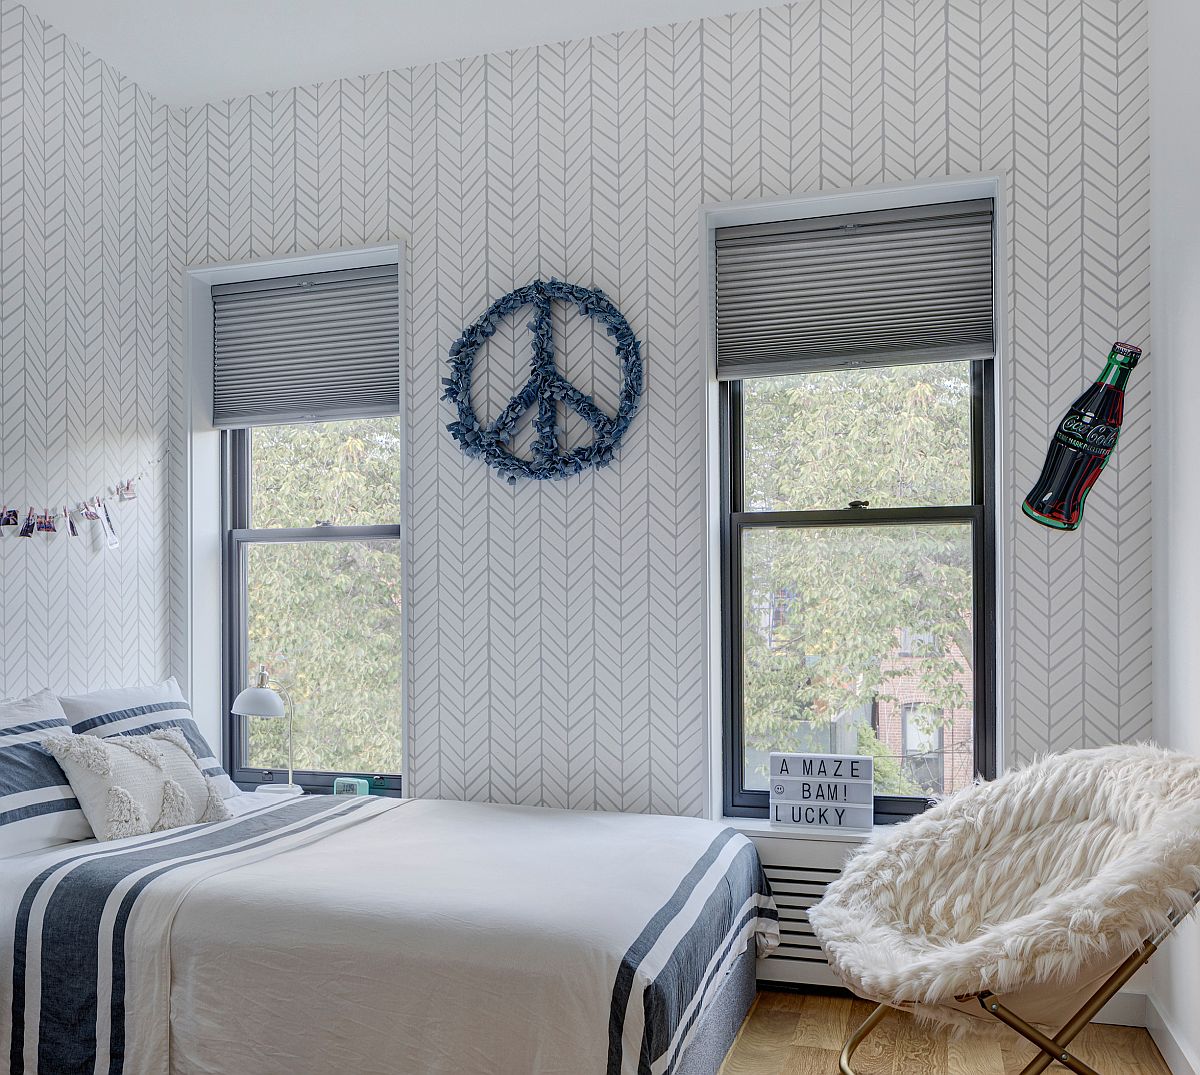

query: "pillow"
xmin=0 ymin=689 xmax=95 ymax=856
xmin=41 ymin=728 xmax=231 ymax=841
xmin=58 ymin=678 xmax=235 ymax=798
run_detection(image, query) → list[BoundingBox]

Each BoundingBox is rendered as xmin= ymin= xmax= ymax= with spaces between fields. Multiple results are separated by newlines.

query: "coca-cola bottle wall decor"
xmin=1022 ymin=342 xmax=1141 ymax=531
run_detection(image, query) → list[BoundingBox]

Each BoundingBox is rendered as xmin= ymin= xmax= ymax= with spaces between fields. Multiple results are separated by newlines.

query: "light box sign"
xmin=768 ymin=752 xmax=874 ymax=832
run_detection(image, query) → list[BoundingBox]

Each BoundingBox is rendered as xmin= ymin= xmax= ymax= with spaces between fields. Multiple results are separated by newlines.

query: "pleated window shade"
xmin=714 ymin=199 xmax=994 ymax=380
xmin=212 ymin=264 xmax=401 ymax=428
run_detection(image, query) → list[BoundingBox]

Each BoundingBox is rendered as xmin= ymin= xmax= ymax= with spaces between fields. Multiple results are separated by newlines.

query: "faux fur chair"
xmin=809 ymin=744 xmax=1200 ymax=1075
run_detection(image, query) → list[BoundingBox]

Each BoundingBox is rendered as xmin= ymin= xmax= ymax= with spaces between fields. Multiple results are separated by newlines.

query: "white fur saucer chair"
xmin=809 ymin=744 xmax=1200 ymax=1075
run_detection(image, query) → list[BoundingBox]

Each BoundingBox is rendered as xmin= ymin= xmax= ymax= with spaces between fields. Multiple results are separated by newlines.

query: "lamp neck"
xmin=286 ymin=692 xmax=294 ymax=789
xmin=251 ymin=665 xmax=294 ymax=790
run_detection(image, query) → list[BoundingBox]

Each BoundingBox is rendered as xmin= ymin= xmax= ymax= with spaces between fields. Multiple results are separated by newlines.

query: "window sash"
xmin=719 ymin=365 xmax=996 ymax=821
xmin=221 ymin=428 xmax=403 ymax=794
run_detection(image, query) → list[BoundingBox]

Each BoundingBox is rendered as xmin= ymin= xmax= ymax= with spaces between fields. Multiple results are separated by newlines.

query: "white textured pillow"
xmin=58 ymin=678 xmax=235 ymax=798
xmin=42 ymin=728 xmax=231 ymax=841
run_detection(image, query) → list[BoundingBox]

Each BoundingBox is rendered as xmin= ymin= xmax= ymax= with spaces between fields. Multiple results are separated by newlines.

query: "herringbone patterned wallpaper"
xmin=169 ymin=0 xmax=1149 ymax=814
xmin=3 ymin=0 xmax=1150 ymax=816
xmin=0 ymin=4 xmax=173 ymax=701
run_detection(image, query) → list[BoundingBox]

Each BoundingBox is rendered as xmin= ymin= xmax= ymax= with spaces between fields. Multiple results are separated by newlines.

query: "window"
xmin=898 ymin=628 xmax=936 ymax=658
xmin=716 ymin=198 xmax=997 ymax=821
xmin=217 ymin=265 xmax=403 ymax=793
xmin=901 ymin=704 xmax=945 ymax=795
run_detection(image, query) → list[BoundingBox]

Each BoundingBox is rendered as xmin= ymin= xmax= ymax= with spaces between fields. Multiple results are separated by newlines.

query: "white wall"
xmin=1150 ymin=0 xmax=1200 ymax=1068
xmin=3 ymin=0 xmax=1156 ymax=823
xmin=168 ymin=0 xmax=1151 ymax=814
xmin=0 ymin=0 xmax=1180 ymax=1043
xmin=0 ymin=2 xmax=173 ymax=702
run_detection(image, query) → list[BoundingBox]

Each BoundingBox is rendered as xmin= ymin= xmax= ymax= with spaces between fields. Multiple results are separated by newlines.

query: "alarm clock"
xmin=332 ymin=777 xmax=371 ymax=796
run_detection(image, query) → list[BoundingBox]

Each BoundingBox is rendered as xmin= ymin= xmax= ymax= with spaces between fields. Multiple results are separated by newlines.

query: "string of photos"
xmin=0 ymin=453 xmax=163 ymax=550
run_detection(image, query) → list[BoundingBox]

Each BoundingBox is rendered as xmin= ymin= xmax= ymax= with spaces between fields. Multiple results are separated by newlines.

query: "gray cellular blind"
xmin=212 ymin=264 xmax=400 ymax=427
xmin=715 ymin=199 xmax=994 ymax=379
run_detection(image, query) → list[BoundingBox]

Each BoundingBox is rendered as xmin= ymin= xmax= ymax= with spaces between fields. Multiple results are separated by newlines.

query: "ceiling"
xmin=21 ymin=0 xmax=771 ymax=107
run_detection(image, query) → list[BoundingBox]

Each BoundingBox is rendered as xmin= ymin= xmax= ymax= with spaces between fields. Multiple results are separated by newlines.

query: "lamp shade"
xmin=231 ymin=685 xmax=286 ymax=718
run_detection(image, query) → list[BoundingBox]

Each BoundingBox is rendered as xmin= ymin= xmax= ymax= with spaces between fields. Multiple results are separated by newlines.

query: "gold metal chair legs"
xmin=977 ymin=929 xmax=1164 ymax=1075
xmin=838 ymin=961 xmax=1147 ymax=1075
xmin=986 ymin=899 xmax=1197 ymax=1075
xmin=837 ymin=918 xmax=1179 ymax=1074
xmin=838 ymin=1002 xmax=889 ymax=1075
xmin=979 ymin=994 xmax=1102 ymax=1075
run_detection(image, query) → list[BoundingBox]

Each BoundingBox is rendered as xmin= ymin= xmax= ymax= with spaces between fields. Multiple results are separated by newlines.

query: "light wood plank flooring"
xmin=720 ymin=991 xmax=1172 ymax=1075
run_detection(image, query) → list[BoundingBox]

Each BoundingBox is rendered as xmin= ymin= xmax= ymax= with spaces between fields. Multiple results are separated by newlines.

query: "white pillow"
xmin=42 ymin=728 xmax=231 ymax=841
xmin=0 ymin=690 xmax=94 ymax=856
xmin=58 ymin=678 xmax=235 ymax=798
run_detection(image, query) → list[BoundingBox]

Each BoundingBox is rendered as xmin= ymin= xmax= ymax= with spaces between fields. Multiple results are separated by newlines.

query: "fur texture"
xmin=808 ymin=744 xmax=1200 ymax=1030
xmin=153 ymin=777 xmax=192 ymax=831
xmin=105 ymin=784 xmax=150 ymax=841
xmin=199 ymin=777 xmax=232 ymax=824
xmin=42 ymin=731 xmax=111 ymax=776
xmin=150 ymin=728 xmax=231 ymax=823
xmin=116 ymin=735 xmax=166 ymax=768
xmin=148 ymin=726 xmax=195 ymax=757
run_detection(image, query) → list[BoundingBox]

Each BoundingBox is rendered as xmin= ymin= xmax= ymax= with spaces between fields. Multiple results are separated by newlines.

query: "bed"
xmin=0 ymin=793 xmax=778 ymax=1075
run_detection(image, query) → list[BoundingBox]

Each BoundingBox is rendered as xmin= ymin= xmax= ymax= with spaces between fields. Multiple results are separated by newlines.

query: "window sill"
xmin=233 ymin=771 xmax=403 ymax=797
xmin=722 ymin=815 xmax=873 ymax=843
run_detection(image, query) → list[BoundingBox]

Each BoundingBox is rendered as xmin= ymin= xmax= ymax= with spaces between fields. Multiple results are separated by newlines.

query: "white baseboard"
xmin=1148 ymin=994 xmax=1200 ymax=1075
xmin=1096 ymin=988 xmax=1147 ymax=1028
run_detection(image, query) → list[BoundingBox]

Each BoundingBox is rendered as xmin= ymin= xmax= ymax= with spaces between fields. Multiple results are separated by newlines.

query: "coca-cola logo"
xmin=1058 ymin=414 xmax=1118 ymax=451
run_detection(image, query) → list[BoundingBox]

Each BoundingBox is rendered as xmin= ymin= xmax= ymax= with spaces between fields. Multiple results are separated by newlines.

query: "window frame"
xmin=221 ymin=426 xmax=404 ymax=795
xmin=719 ymin=360 xmax=997 ymax=822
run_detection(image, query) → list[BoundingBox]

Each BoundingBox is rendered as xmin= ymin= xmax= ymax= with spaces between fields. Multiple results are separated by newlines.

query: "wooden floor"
xmin=720 ymin=991 xmax=1172 ymax=1075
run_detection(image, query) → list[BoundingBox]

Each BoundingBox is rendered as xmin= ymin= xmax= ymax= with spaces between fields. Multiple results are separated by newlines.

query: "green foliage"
xmin=251 ymin=419 xmax=401 ymax=528
xmin=854 ymin=722 xmax=923 ymax=796
xmin=241 ymin=366 xmax=975 ymax=796
xmin=743 ymin=363 xmax=972 ymax=511
xmin=245 ymin=419 xmax=403 ymax=776
xmin=740 ymin=364 xmax=975 ymax=795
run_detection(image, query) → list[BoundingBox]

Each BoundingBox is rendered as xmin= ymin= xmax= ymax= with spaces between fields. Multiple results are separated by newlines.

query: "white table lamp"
xmin=232 ymin=664 xmax=300 ymax=795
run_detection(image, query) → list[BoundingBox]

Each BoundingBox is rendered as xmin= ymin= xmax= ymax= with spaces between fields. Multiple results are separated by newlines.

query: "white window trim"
xmin=181 ymin=243 xmax=410 ymax=787
xmin=698 ymin=176 xmax=1010 ymax=827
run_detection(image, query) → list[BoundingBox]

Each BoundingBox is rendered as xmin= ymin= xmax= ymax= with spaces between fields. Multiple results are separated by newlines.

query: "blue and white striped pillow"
xmin=0 ymin=690 xmax=95 ymax=857
xmin=59 ymin=678 xmax=235 ymax=798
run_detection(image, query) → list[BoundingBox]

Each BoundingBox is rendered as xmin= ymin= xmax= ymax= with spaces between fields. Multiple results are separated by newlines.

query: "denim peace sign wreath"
xmin=442 ymin=279 xmax=644 ymax=483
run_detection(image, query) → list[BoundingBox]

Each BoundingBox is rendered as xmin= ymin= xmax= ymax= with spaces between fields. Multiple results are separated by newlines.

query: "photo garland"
xmin=0 ymin=455 xmax=161 ymax=550
xmin=442 ymin=279 xmax=644 ymax=484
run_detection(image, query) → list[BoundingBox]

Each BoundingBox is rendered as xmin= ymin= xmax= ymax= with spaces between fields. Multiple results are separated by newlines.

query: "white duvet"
xmin=0 ymin=794 xmax=778 ymax=1075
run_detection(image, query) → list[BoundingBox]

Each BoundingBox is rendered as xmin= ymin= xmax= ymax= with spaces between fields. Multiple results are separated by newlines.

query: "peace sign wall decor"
xmin=442 ymin=279 xmax=644 ymax=484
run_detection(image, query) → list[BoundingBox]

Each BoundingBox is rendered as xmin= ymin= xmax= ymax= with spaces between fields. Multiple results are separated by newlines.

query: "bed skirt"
xmin=675 ymin=944 xmax=757 ymax=1075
